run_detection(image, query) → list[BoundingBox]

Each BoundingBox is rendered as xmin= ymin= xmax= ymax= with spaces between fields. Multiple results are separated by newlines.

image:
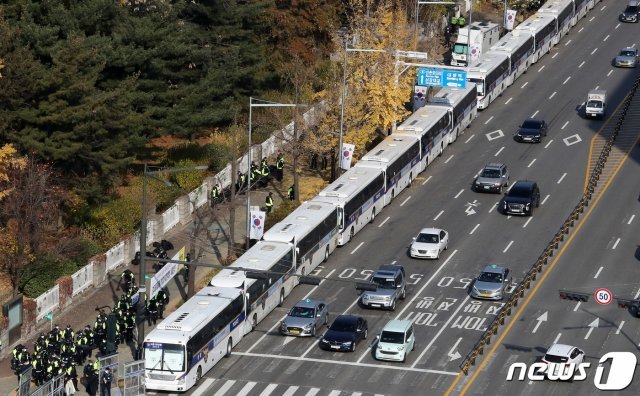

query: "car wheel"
xmin=350 ymin=343 xmax=356 ymax=352
xmin=312 ymin=325 xmax=316 ymax=337
xmin=364 ymin=329 xmax=368 ymax=340
xmin=436 ymin=251 xmax=440 ymax=260
xmin=444 ymin=243 xmax=448 ymax=251
xmin=400 ymin=288 xmax=406 ymax=300
xmin=324 ymin=314 xmax=328 ymax=326
xmin=390 ymin=299 xmax=396 ymax=311
xmin=401 ymin=352 xmax=406 ymax=363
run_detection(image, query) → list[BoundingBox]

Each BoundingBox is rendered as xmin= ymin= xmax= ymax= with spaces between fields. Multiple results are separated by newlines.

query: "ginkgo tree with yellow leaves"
xmin=312 ymin=0 xmax=418 ymax=164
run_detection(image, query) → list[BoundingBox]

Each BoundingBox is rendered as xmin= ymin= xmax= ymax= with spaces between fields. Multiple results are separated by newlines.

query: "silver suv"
xmin=473 ymin=163 xmax=509 ymax=193
xmin=359 ymin=265 xmax=406 ymax=311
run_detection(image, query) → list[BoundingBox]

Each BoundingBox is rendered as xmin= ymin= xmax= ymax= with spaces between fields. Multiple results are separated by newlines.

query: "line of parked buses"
xmin=143 ymin=0 xmax=603 ymax=390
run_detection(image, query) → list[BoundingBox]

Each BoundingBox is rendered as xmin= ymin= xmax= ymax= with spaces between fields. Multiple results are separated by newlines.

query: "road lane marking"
xmin=557 ymin=173 xmax=567 ymax=184
xmin=539 ymin=65 xmax=545 ymax=72
xmin=236 ymin=351 xmax=459 ymax=375
xmin=603 ymin=34 xmax=610 ymax=42
xmin=561 ymin=121 xmax=569 ymax=129
xmin=411 ymin=296 xmax=471 ymax=368
xmin=574 ymin=301 xmax=582 ymax=312
xmin=565 ymin=39 xmax=572 ymax=46
xmin=553 ymin=333 xmax=562 ymax=344
xmin=470 ymin=224 xmax=480 ymax=234
xmin=400 ymin=196 xmax=411 ymax=206
xmin=579 ymin=27 xmax=584 ymax=32
xmin=327 ymin=391 xmax=340 ymax=396
xmin=591 ymin=48 xmax=598 ymax=55
xmin=541 ymin=194 xmax=550 ymax=205
xmin=600 ymin=5 xmax=606 ymax=10
xmin=505 ymin=97 xmax=513 ymax=104
xmin=260 ymin=384 xmax=278 ymax=396
xmin=615 ymin=23 xmax=621 ymax=29
xmin=549 ymin=92 xmax=556 ymax=99
xmin=444 ymin=154 xmax=454 ymax=164
xmin=422 ymin=175 xmax=432 ymax=185
xmin=521 ymin=82 xmax=528 ymax=89
xmin=616 ymin=321 xmax=625 ymax=334
xmin=544 ymin=139 xmax=553 ymax=148
xmin=434 ymin=210 xmax=444 ymax=221
xmin=523 ymin=218 xmax=532 ymax=228
xmin=527 ymin=159 xmax=536 ymax=168
xmin=628 ymin=214 xmax=635 ymax=225
xmin=192 ymin=379 xmax=215 ymax=396
xmin=612 ymin=238 xmax=620 ymax=249
xmin=305 ymin=389 xmax=321 ymax=396
xmin=237 ymin=382 xmax=257 ymax=396
xmin=594 ymin=266 xmax=603 ymax=279
xmin=214 ymin=380 xmax=236 ymax=396
xmin=503 ymin=241 xmax=514 ymax=253
xmin=378 ymin=216 xmax=390 ymax=227
xmin=351 ymin=242 xmax=364 ymax=254
xmin=531 ymin=110 xmax=539 ymax=118
xmin=552 ymin=53 xmax=558 ymax=59
xmin=489 ymin=202 xmax=497 ymax=213
xmin=494 ymin=147 xmax=505 ymax=157
xmin=562 ymin=77 xmax=570 ymax=85
xmin=485 ymin=116 xmax=494 ymax=125
xmin=589 ymin=16 xmax=595 ymax=21
xmin=607 ymin=70 xmax=613 ymax=77
xmin=454 ymin=189 xmax=464 ymax=199
xmin=464 ymin=134 xmax=475 ymax=143
xmin=283 ymin=386 xmax=299 ymax=396
xmin=579 ymin=61 xmax=585 ymax=68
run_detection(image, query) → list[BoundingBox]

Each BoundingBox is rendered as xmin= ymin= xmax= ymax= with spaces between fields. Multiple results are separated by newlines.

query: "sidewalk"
xmin=0 ymin=186 xmax=285 ymax=396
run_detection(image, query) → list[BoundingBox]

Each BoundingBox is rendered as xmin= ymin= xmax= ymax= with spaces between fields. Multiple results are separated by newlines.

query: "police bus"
xmin=537 ymin=0 xmax=576 ymax=39
xmin=210 ymin=240 xmax=295 ymax=332
xmin=355 ymin=135 xmax=421 ymax=205
xmin=394 ymin=105 xmax=452 ymax=170
xmin=513 ymin=15 xmax=558 ymax=64
xmin=262 ymin=200 xmax=339 ymax=275
xmin=466 ymin=52 xmax=510 ymax=109
xmin=426 ymin=85 xmax=478 ymax=143
xmin=489 ymin=32 xmax=535 ymax=84
xmin=313 ymin=166 xmax=385 ymax=246
xmin=144 ymin=286 xmax=245 ymax=392
xmin=574 ymin=0 xmax=589 ymax=19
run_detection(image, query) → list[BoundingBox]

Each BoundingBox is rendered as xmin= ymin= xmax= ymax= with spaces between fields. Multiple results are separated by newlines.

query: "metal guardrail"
xmin=458 ymin=76 xmax=640 ymax=375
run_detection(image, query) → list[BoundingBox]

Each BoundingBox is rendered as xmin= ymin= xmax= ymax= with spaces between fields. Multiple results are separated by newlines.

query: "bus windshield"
xmin=453 ymin=43 xmax=468 ymax=54
xmin=467 ymin=78 xmax=485 ymax=96
xmin=145 ymin=343 xmax=185 ymax=373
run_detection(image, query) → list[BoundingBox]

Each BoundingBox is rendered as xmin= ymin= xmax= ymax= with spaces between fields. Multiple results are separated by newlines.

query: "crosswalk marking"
xmin=213 ymin=380 xmax=236 ymax=396
xmin=328 ymin=391 xmax=341 ymax=396
xmin=260 ymin=384 xmax=279 ymax=396
xmin=191 ymin=378 xmax=215 ymax=396
xmin=283 ymin=386 xmax=299 ymax=396
xmin=305 ymin=388 xmax=321 ymax=396
xmin=237 ymin=381 xmax=257 ymax=396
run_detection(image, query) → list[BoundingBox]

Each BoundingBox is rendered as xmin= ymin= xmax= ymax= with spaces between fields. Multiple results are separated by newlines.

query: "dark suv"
xmin=514 ymin=119 xmax=547 ymax=143
xmin=502 ymin=181 xmax=540 ymax=216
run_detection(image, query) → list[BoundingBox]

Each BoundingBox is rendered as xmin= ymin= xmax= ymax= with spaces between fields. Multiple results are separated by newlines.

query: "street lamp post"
xmin=246 ymin=98 xmax=307 ymax=250
xmin=138 ymin=164 xmax=208 ymax=357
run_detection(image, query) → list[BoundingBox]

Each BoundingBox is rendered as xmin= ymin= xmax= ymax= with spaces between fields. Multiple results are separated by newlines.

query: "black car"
xmin=620 ymin=1 xmax=639 ymax=23
xmin=319 ymin=315 xmax=368 ymax=352
xmin=502 ymin=180 xmax=540 ymax=216
xmin=514 ymin=119 xmax=547 ymax=143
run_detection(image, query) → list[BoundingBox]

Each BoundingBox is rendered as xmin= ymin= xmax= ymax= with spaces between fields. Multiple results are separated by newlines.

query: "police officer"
xmin=62 ymin=324 xmax=75 ymax=342
xmin=18 ymin=349 xmax=31 ymax=379
xmin=126 ymin=282 xmax=139 ymax=313
xmin=11 ymin=344 xmax=23 ymax=373
xmin=156 ymin=288 xmax=169 ymax=319
xmin=101 ymin=366 xmax=113 ymax=396
xmin=288 ymin=185 xmax=295 ymax=201
xmin=260 ymin=161 xmax=270 ymax=187
xmin=146 ymin=296 xmax=159 ymax=326
xmin=116 ymin=316 xmax=127 ymax=345
xmin=210 ymin=184 xmax=220 ymax=208
xmin=183 ymin=252 xmax=191 ymax=283
xmin=65 ymin=360 xmax=78 ymax=389
xmin=250 ymin=162 xmax=258 ymax=188
xmin=117 ymin=294 xmax=130 ymax=313
xmin=265 ymin=192 xmax=274 ymax=215
xmin=236 ymin=171 xmax=245 ymax=194
xmin=32 ymin=353 xmax=45 ymax=386
xmin=275 ymin=153 xmax=284 ymax=182
xmin=61 ymin=339 xmax=77 ymax=366
xmin=76 ymin=333 xmax=89 ymax=364
xmin=84 ymin=359 xmax=95 ymax=379
xmin=120 ymin=269 xmax=135 ymax=294
xmin=125 ymin=310 xmax=135 ymax=342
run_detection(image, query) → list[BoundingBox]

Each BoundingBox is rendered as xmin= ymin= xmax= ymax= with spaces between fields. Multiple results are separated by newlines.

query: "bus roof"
xmin=315 ymin=166 xmax=382 ymax=200
xmin=395 ymin=105 xmax=449 ymax=137
xmin=466 ymin=52 xmax=509 ymax=75
xmin=262 ymin=201 xmax=337 ymax=244
xmin=210 ymin=240 xmax=292 ymax=288
xmin=356 ymin=135 xmax=417 ymax=166
xmin=537 ymin=0 xmax=573 ymax=17
xmin=513 ymin=15 xmax=555 ymax=36
xmin=489 ymin=32 xmax=533 ymax=55
xmin=428 ymin=85 xmax=477 ymax=107
xmin=147 ymin=286 xmax=243 ymax=341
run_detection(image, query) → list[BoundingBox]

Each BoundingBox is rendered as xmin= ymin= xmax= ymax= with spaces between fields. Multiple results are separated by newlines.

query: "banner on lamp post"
xmin=505 ymin=10 xmax=517 ymax=30
xmin=341 ymin=143 xmax=355 ymax=170
xmin=250 ymin=210 xmax=266 ymax=240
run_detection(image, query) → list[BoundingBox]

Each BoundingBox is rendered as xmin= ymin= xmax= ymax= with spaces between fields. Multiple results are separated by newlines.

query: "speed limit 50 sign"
xmin=594 ymin=288 xmax=612 ymax=305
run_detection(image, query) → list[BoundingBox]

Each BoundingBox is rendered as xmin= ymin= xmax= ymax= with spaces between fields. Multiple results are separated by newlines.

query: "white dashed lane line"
xmin=563 ymin=77 xmax=570 ymax=85
xmin=454 ymin=189 xmax=464 ymax=199
xmin=607 ymin=70 xmax=613 ymax=77
xmin=464 ymin=134 xmax=475 ymax=143
xmin=505 ymin=97 xmax=513 ymax=105
xmin=628 ymin=214 xmax=636 ymax=225
xmin=378 ymin=216 xmax=390 ymax=228
xmin=549 ymin=92 xmax=556 ymax=99
xmin=495 ymin=146 xmax=505 ymax=157
xmin=485 ymin=116 xmax=494 ymax=125
xmin=523 ymin=218 xmax=532 ymax=228
xmin=603 ymin=34 xmax=610 ymax=42
xmin=539 ymin=65 xmax=546 ymax=72
xmin=557 ymin=173 xmax=567 ymax=184
xmin=531 ymin=110 xmax=539 ymax=118
xmin=544 ymin=139 xmax=553 ymax=148
xmin=422 ymin=175 xmax=432 ymax=186
xmin=444 ymin=154 xmax=454 ymax=164
xmin=616 ymin=321 xmax=625 ymax=334
xmin=527 ymin=159 xmax=536 ymax=168
xmin=489 ymin=202 xmax=498 ymax=213
xmin=589 ymin=16 xmax=595 ymax=22
xmin=552 ymin=53 xmax=558 ymax=59
xmin=591 ymin=48 xmax=598 ymax=55
xmin=594 ymin=266 xmax=603 ymax=279
xmin=600 ymin=5 xmax=606 ymax=10
xmin=615 ymin=23 xmax=621 ymax=29
xmin=434 ymin=210 xmax=444 ymax=221
xmin=469 ymin=224 xmax=480 ymax=234
xmin=612 ymin=237 xmax=621 ymax=250
xmin=541 ymin=194 xmax=550 ymax=205
xmin=400 ymin=196 xmax=411 ymax=206
xmin=350 ymin=242 xmax=364 ymax=255
xmin=573 ymin=301 xmax=581 ymax=312
xmin=503 ymin=241 xmax=514 ymax=253
xmin=579 ymin=27 xmax=584 ymax=32
xmin=521 ymin=82 xmax=528 ymax=89
xmin=579 ymin=61 xmax=585 ymax=68
xmin=565 ymin=39 xmax=572 ymax=47
xmin=561 ymin=121 xmax=569 ymax=129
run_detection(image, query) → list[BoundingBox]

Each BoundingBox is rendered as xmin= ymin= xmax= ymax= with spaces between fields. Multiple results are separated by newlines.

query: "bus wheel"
xmin=350 ymin=227 xmax=355 ymax=241
xmin=324 ymin=247 xmax=329 ymax=262
xmin=251 ymin=314 xmax=258 ymax=331
xmin=370 ymin=208 xmax=376 ymax=224
xmin=408 ymin=174 xmax=413 ymax=186
xmin=278 ymin=289 xmax=284 ymax=307
xmin=196 ymin=366 xmax=202 ymax=384
xmin=225 ymin=339 xmax=232 ymax=358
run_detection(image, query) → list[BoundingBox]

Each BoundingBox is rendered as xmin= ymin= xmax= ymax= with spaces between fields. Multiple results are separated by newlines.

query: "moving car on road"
xmin=375 ymin=319 xmax=416 ymax=362
xmin=541 ymin=344 xmax=585 ymax=380
xmin=319 ymin=315 xmax=368 ymax=352
xmin=514 ymin=119 xmax=547 ymax=143
xmin=410 ymin=228 xmax=449 ymax=259
xmin=620 ymin=0 xmax=639 ymax=22
xmin=473 ymin=163 xmax=509 ymax=193
xmin=614 ymin=47 xmax=639 ymax=68
xmin=359 ymin=265 xmax=406 ymax=311
xmin=471 ymin=264 xmax=511 ymax=300
xmin=503 ymin=180 xmax=540 ymax=216
xmin=280 ymin=299 xmax=328 ymax=337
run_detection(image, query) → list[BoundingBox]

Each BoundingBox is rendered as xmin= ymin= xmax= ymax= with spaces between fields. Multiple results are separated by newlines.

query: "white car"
xmin=410 ymin=228 xmax=449 ymax=259
xmin=541 ymin=344 xmax=585 ymax=380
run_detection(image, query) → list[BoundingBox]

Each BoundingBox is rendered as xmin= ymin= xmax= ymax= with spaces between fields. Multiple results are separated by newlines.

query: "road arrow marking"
xmin=584 ymin=318 xmax=599 ymax=339
xmin=447 ymin=337 xmax=463 ymax=361
xmin=283 ymin=336 xmax=295 ymax=345
xmin=465 ymin=206 xmax=476 ymax=216
xmin=532 ymin=311 xmax=548 ymax=334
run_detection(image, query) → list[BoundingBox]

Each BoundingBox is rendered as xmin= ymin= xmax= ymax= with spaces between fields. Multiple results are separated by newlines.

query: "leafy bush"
xmin=82 ymin=193 xmax=143 ymax=249
xmin=170 ymin=159 xmax=208 ymax=193
xmin=167 ymin=142 xmax=230 ymax=172
xmin=206 ymin=144 xmax=231 ymax=172
xmin=19 ymin=254 xmax=80 ymax=298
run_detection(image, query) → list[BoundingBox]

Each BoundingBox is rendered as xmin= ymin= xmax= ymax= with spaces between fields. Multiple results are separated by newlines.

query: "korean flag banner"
xmin=505 ymin=10 xmax=517 ymax=31
xmin=341 ymin=143 xmax=355 ymax=170
xmin=250 ymin=210 xmax=266 ymax=240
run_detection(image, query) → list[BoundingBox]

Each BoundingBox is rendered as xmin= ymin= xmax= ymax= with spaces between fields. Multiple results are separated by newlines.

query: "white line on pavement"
xmin=541 ymin=194 xmax=550 ymax=205
xmin=600 ymin=5 xmax=606 ymax=10
xmin=539 ymin=65 xmax=546 ymax=72
xmin=485 ymin=116 xmax=494 ymax=125
xmin=489 ymin=202 xmax=498 ymax=213
xmin=549 ymin=92 xmax=556 ymax=99
xmin=327 ymin=391 xmax=340 ymax=396
xmin=523 ymin=218 xmax=532 ymax=228
xmin=192 ymin=379 xmax=215 ymax=396
xmin=305 ymin=389 xmax=321 ymax=396
xmin=260 ymin=384 xmax=278 ymax=396
xmin=635 ymin=287 xmax=640 ymax=300
xmin=607 ymin=70 xmax=612 ymax=77
xmin=351 ymin=242 xmax=364 ymax=254
xmin=554 ymin=333 xmax=562 ymax=344
xmin=561 ymin=121 xmax=569 ymax=129
xmin=378 ymin=216 xmax=390 ymax=228
xmin=603 ymin=34 xmax=610 ymax=41
xmin=214 ymin=380 xmax=236 ymax=396
xmin=527 ymin=159 xmax=537 ymax=168
xmin=400 ymin=196 xmax=411 ymax=206
xmin=615 ymin=23 xmax=621 ymax=29
xmin=557 ymin=173 xmax=567 ymax=184
xmin=444 ymin=154 xmax=454 ymax=164
xmin=283 ymin=386 xmax=299 ymax=396
xmin=579 ymin=61 xmax=585 ymax=68
xmin=573 ymin=301 xmax=581 ymax=312
xmin=495 ymin=146 xmax=505 ymax=157
xmin=531 ymin=110 xmax=539 ymax=118
xmin=422 ymin=175 xmax=432 ymax=186
xmin=565 ymin=39 xmax=572 ymax=46
xmin=591 ymin=48 xmax=598 ymax=55
xmin=578 ymin=27 xmax=584 ymax=32
xmin=552 ymin=53 xmax=558 ymax=59
xmin=503 ymin=241 xmax=514 ymax=253
xmin=612 ymin=238 xmax=620 ymax=249
xmin=505 ymin=97 xmax=513 ymax=104
xmin=454 ymin=189 xmax=464 ymax=199
xmin=594 ymin=267 xmax=603 ymax=279
xmin=616 ymin=321 xmax=625 ymax=334
xmin=465 ymin=134 xmax=475 ymax=143
xmin=434 ymin=210 xmax=444 ymax=221
xmin=628 ymin=214 xmax=635 ymax=225
xmin=237 ymin=382 xmax=257 ymax=396
xmin=470 ymin=224 xmax=480 ymax=234
xmin=562 ymin=77 xmax=570 ymax=85
xmin=589 ymin=16 xmax=595 ymax=22
xmin=521 ymin=82 xmax=528 ymax=89
xmin=544 ymin=139 xmax=553 ymax=148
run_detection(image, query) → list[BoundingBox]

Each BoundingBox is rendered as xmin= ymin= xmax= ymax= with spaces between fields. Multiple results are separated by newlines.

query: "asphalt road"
xmin=149 ymin=2 xmax=640 ymax=395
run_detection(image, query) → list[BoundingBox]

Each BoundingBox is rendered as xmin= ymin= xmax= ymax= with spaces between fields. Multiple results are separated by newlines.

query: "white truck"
xmin=451 ymin=21 xmax=500 ymax=67
xmin=585 ymin=89 xmax=606 ymax=119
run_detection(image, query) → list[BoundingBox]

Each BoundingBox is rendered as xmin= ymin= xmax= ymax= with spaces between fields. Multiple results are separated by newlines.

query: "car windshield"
xmin=288 ymin=306 xmax=315 ymax=318
xmin=453 ymin=43 xmax=468 ymax=54
xmin=587 ymin=100 xmax=603 ymax=108
xmin=625 ymin=6 xmax=638 ymax=13
xmin=478 ymin=272 xmax=503 ymax=283
xmin=620 ymin=50 xmax=636 ymax=57
xmin=380 ymin=330 xmax=405 ymax=344
xmin=416 ymin=233 xmax=439 ymax=243
xmin=507 ymin=185 xmax=531 ymax=198
xmin=330 ymin=318 xmax=356 ymax=332
xmin=372 ymin=276 xmax=396 ymax=289
xmin=521 ymin=120 xmax=542 ymax=129
xmin=544 ymin=353 xmax=569 ymax=363
xmin=144 ymin=343 xmax=185 ymax=372
xmin=480 ymin=168 xmax=500 ymax=178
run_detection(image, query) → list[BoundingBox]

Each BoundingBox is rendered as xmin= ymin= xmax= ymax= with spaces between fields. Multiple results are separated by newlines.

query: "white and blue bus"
xmin=466 ymin=52 xmax=510 ymax=109
xmin=262 ymin=201 xmax=339 ymax=274
xmin=313 ymin=166 xmax=385 ymax=246
xmin=489 ymin=32 xmax=535 ymax=84
xmin=537 ymin=0 xmax=575 ymax=40
xmin=355 ymin=135 xmax=421 ymax=205
xmin=426 ymin=85 xmax=478 ymax=143
xmin=394 ymin=105 xmax=452 ymax=170
xmin=210 ymin=240 xmax=295 ymax=333
xmin=513 ymin=15 xmax=557 ymax=63
xmin=144 ymin=286 xmax=245 ymax=392
xmin=574 ymin=0 xmax=589 ymax=19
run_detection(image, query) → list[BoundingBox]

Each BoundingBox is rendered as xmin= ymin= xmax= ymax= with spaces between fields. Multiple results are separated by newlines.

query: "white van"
xmin=375 ymin=319 xmax=416 ymax=362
